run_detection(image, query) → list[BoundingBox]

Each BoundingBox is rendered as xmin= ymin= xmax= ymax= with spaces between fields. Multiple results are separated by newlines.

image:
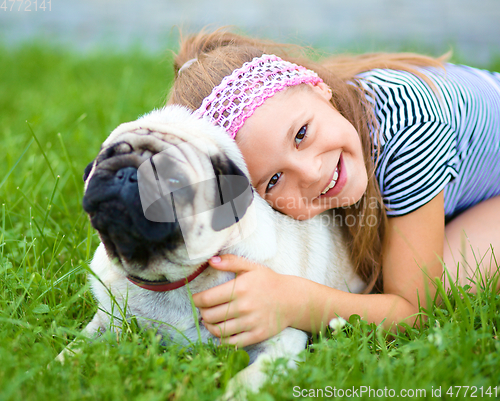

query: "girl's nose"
xmin=296 ymin=157 xmax=321 ymax=189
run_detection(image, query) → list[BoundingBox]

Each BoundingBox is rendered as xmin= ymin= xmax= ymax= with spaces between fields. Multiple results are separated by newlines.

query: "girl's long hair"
xmin=168 ymin=28 xmax=447 ymax=292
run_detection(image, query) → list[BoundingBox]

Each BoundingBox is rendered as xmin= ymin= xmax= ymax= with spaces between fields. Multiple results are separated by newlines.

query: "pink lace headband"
xmin=194 ymin=54 xmax=323 ymax=139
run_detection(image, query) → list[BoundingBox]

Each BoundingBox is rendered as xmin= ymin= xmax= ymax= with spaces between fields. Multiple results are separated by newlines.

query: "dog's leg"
xmin=224 ymin=328 xmax=308 ymax=400
xmin=54 ymin=310 xmax=107 ymax=364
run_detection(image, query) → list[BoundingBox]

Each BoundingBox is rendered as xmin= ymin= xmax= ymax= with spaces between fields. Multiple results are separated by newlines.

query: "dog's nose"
xmin=115 ymin=166 xmax=137 ymax=184
xmin=115 ymin=166 xmax=139 ymax=206
xmin=83 ymin=166 xmax=140 ymax=211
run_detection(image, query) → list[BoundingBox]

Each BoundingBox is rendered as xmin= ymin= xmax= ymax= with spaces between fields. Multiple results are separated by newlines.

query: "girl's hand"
xmin=192 ymin=254 xmax=294 ymax=348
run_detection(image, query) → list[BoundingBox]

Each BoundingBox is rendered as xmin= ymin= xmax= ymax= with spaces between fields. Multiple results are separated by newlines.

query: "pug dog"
xmin=60 ymin=105 xmax=365 ymax=396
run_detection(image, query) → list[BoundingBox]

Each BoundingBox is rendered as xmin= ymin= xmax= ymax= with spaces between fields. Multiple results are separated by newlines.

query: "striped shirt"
xmin=356 ymin=64 xmax=500 ymax=218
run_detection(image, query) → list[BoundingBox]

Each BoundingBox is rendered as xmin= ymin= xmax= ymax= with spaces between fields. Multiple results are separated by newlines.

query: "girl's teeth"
xmin=321 ymin=167 xmax=339 ymax=195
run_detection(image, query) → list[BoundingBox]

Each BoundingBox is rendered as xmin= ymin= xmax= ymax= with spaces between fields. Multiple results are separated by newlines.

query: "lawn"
xmin=0 ymin=44 xmax=499 ymax=400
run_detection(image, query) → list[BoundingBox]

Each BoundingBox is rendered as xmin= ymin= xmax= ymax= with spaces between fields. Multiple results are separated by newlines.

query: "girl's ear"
xmin=308 ymin=81 xmax=333 ymax=101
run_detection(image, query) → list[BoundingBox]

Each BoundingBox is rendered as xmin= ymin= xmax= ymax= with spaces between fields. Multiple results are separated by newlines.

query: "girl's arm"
xmin=193 ymin=191 xmax=446 ymax=347
xmin=283 ymin=189 xmax=445 ymax=333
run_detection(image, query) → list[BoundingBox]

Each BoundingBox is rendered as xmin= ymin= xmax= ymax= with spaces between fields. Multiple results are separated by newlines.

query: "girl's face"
xmin=236 ymin=82 xmax=368 ymax=220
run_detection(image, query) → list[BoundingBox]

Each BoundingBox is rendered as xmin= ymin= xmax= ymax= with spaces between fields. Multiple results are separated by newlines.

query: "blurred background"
xmin=1 ymin=0 xmax=499 ymax=65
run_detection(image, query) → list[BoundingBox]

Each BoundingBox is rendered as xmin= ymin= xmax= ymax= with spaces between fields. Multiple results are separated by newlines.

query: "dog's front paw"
xmin=221 ymin=353 xmax=273 ymax=401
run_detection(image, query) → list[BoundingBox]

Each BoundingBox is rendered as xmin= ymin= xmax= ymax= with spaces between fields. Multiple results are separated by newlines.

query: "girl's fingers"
xmin=192 ymin=279 xmax=239 ymax=308
xmin=203 ymin=318 xmax=250 ymax=338
xmin=208 ymin=254 xmax=258 ymax=274
xmin=220 ymin=331 xmax=260 ymax=348
xmin=198 ymin=299 xmax=242 ymax=324
xmin=204 ymin=320 xmax=259 ymax=348
xmin=194 ymin=256 xmax=263 ymax=308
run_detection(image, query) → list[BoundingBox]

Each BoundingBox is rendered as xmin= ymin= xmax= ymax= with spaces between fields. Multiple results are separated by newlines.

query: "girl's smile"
xmin=318 ymin=152 xmax=346 ymax=198
xmin=236 ymin=82 xmax=368 ymax=220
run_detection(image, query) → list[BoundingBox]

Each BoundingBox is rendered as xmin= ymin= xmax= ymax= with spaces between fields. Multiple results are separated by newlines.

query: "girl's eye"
xmin=266 ymin=125 xmax=307 ymax=192
xmin=266 ymin=172 xmax=282 ymax=192
xmin=294 ymin=125 xmax=307 ymax=148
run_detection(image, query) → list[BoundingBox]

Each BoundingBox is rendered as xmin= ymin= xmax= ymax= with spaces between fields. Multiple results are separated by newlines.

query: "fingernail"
xmin=210 ymin=256 xmax=221 ymax=264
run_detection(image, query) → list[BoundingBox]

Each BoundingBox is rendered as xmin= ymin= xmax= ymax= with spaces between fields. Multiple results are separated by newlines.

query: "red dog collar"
xmin=127 ymin=262 xmax=210 ymax=292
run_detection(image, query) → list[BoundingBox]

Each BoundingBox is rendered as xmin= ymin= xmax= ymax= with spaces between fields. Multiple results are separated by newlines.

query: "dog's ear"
xmin=83 ymin=160 xmax=95 ymax=182
xmin=210 ymin=155 xmax=253 ymax=232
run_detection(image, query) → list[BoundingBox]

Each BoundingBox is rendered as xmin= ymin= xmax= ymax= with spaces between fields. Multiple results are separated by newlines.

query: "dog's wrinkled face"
xmin=82 ymin=111 xmax=253 ymax=282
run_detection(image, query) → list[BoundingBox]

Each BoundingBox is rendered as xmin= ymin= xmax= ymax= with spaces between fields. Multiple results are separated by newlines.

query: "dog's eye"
xmin=165 ymin=173 xmax=189 ymax=192
xmin=266 ymin=172 xmax=282 ymax=192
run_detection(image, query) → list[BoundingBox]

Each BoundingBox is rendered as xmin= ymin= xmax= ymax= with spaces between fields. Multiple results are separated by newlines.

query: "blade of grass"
xmin=0 ymin=316 xmax=33 ymax=329
xmin=26 ymin=121 xmax=56 ymax=179
xmin=185 ymin=276 xmax=203 ymax=346
xmin=0 ymin=138 xmax=34 ymax=190
xmin=16 ymin=187 xmax=62 ymax=238
xmin=85 ymin=219 xmax=93 ymax=261
xmin=57 ymin=132 xmax=82 ymax=200
xmin=443 ymin=267 xmax=470 ymax=331
xmin=35 ymin=264 xmax=84 ymax=302
xmin=1 ymin=203 xmax=5 ymax=260
xmin=10 ymin=272 xmax=36 ymax=318
xmin=434 ymin=277 xmax=454 ymax=317
xmin=41 ymin=175 xmax=60 ymax=235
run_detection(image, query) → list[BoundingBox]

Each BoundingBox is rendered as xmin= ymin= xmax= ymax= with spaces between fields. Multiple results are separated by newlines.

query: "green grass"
xmin=0 ymin=43 xmax=499 ymax=401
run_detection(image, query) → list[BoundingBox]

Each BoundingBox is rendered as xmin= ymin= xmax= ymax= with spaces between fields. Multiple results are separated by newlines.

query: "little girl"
xmin=168 ymin=29 xmax=500 ymax=348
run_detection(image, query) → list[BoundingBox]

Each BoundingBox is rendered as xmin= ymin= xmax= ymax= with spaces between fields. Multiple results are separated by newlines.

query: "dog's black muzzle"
xmin=83 ymin=147 xmax=187 ymax=265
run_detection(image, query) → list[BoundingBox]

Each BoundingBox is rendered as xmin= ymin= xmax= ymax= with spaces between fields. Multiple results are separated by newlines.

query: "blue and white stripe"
xmin=356 ymin=64 xmax=500 ymax=218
